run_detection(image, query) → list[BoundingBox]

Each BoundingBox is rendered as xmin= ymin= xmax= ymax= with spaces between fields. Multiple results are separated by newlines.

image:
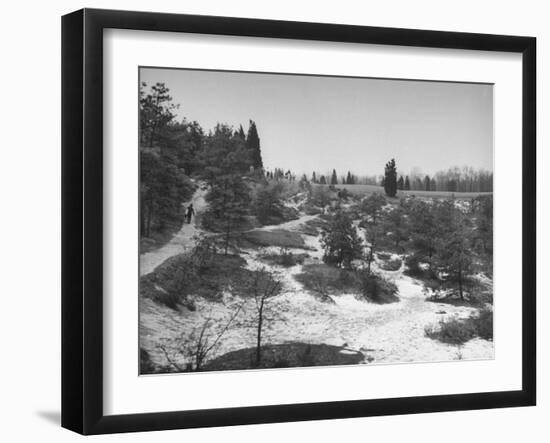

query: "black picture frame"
xmin=62 ymin=8 xmax=536 ymax=435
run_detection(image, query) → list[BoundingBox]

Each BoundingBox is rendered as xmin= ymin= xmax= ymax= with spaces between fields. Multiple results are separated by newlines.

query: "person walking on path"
xmin=186 ymin=203 xmax=195 ymax=224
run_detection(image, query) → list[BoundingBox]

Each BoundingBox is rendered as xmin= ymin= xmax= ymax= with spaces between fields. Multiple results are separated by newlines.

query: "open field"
xmin=326 ymin=183 xmax=493 ymax=199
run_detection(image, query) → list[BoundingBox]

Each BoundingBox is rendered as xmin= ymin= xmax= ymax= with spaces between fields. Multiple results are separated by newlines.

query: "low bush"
xmin=359 ymin=272 xmax=399 ymax=304
xmin=295 ymin=264 xmax=362 ymax=296
xmin=425 ymin=308 xmax=493 ymax=345
xmin=469 ymin=308 xmax=493 ymax=340
xmin=425 ymin=317 xmax=476 ymax=345
xmin=336 ymin=188 xmax=352 ymax=201
xmin=376 ymin=252 xmax=392 ymax=261
xmin=301 ymin=203 xmax=323 ymax=216
xmin=259 ymin=248 xmax=308 ymax=267
xmin=378 ymin=256 xmax=402 ymax=271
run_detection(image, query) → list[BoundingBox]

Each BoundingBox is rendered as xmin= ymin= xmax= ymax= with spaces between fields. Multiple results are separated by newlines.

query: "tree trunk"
xmin=458 ymin=261 xmax=464 ymax=300
xmin=146 ymin=202 xmax=153 ymax=237
xmin=256 ymin=301 xmax=264 ymax=367
xmin=140 ymin=207 xmax=145 ymax=238
xmin=224 ymin=218 xmax=231 ymax=255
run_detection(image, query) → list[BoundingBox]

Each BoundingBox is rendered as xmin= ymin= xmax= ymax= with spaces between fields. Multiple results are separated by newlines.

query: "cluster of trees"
xmin=139 ymin=82 xmax=264 ymax=239
xmin=432 ymin=167 xmax=493 ymax=193
xmin=392 ymin=195 xmax=492 ymax=299
xmin=320 ymin=191 xmax=493 ymax=300
xmin=264 ymin=168 xmax=295 ymax=181
xmin=309 ymin=170 xmax=367 ymax=185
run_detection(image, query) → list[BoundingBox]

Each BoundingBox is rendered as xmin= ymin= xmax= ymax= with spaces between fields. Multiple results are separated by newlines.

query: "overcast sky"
xmin=140 ymin=67 xmax=493 ymax=177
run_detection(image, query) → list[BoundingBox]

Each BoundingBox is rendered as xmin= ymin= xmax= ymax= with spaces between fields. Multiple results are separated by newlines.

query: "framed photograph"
xmin=62 ymin=8 xmax=536 ymax=435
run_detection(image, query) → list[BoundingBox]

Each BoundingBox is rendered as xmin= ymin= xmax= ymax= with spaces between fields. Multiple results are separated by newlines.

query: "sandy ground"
xmin=139 ymin=187 xmax=208 ymax=276
xmin=139 ymin=206 xmax=493 ymax=370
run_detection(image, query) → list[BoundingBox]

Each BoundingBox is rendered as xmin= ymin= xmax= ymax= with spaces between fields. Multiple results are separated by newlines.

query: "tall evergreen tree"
xmin=346 ymin=171 xmax=353 ymax=185
xmin=435 ymin=200 xmax=474 ymax=300
xmin=312 ymin=171 xmax=317 ymax=184
xmin=321 ymin=211 xmax=364 ymax=269
xmin=404 ymin=176 xmax=411 ymax=191
xmin=383 ymin=159 xmax=398 ymax=197
xmin=319 ymin=175 xmax=327 ymax=185
xmin=246 ymin=120 xmax=263 ymax=170
xmin=360 ymin=193 xmax=387 ymax=273
xmin=331 ymin=169 xmax=338 ymax=185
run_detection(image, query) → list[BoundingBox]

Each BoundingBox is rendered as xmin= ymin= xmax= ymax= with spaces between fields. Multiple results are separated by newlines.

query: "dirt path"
xmin=256 ymin=214 xmax=319 ymax=232
xmin=139 ymin=186 xmax=208 ymax=276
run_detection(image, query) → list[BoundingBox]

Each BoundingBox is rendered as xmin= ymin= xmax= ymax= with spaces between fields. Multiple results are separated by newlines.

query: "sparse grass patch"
xmin=200 ymin=211 xmax=258 ymax=233
xmin=202 ymin=342 xmax=364 ymax=371
xmin=140 ymin=250 xmax=255 ymax=310
xmin=298 ymin=217 xmax=329 ymax=236
xmin=238 ymin=229 xmax=307 ymax=249
xmin=295 ymin=263 xmax=362 ymax=295
xmin=425 ymin=308 xmax=493 ymax=345
xmin=259 ymin=248 xmax=309 ymax=267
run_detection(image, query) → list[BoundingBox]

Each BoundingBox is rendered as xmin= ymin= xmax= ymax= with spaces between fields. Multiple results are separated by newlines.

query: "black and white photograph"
xmin=139 ymin=67 xmax=494 ymax=374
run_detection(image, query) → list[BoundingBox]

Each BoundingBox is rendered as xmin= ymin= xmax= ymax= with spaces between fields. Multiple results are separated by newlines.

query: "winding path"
xmin=139 ymin=187 xmax=208 ymax=276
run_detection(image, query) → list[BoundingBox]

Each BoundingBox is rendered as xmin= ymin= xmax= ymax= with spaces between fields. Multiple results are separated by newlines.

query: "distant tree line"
xmin=307 ymin=164 xmax=492 ymax=194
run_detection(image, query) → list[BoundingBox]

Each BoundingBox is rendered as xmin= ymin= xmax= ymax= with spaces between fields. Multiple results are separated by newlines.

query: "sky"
xmin=140 ymin=67 xmax=493 ymax=177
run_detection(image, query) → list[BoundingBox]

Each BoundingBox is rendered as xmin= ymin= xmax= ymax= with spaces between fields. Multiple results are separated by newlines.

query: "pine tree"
xmin=404 ymin=176 xmax=411 ymax=191
xmin=397 ymin=176 xmax=404 ymax=190
xmin=139 ymin=82 xmax=177 ymax=147
xmin=312 ymin=171 xmax=317 ymax=184
xmin=331 ymin=169 xmax=338 ymax=185
xmin=237 ymin=124 xmax=246 ymax=140
xmin=246 ymin=120 xmax=263 ymax=170
xmin=435 ymin=200 xmax=474 ymax=300
xmin=321 ymin=211 xmax=364 ymax=269
xmin=319 ymin=175 xmax=327 ymax=185
xmin=360 ymin=193 xmax=387 ymax=273
xmin=383 ymin=159 xmax=398 ymax=197
xmin=346 ymin=171 xmax=353 ymax=185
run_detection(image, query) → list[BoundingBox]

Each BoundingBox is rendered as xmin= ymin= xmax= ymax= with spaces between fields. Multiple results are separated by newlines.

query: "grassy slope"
xmin=325 ymin=183 xmax=492 ymax=199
